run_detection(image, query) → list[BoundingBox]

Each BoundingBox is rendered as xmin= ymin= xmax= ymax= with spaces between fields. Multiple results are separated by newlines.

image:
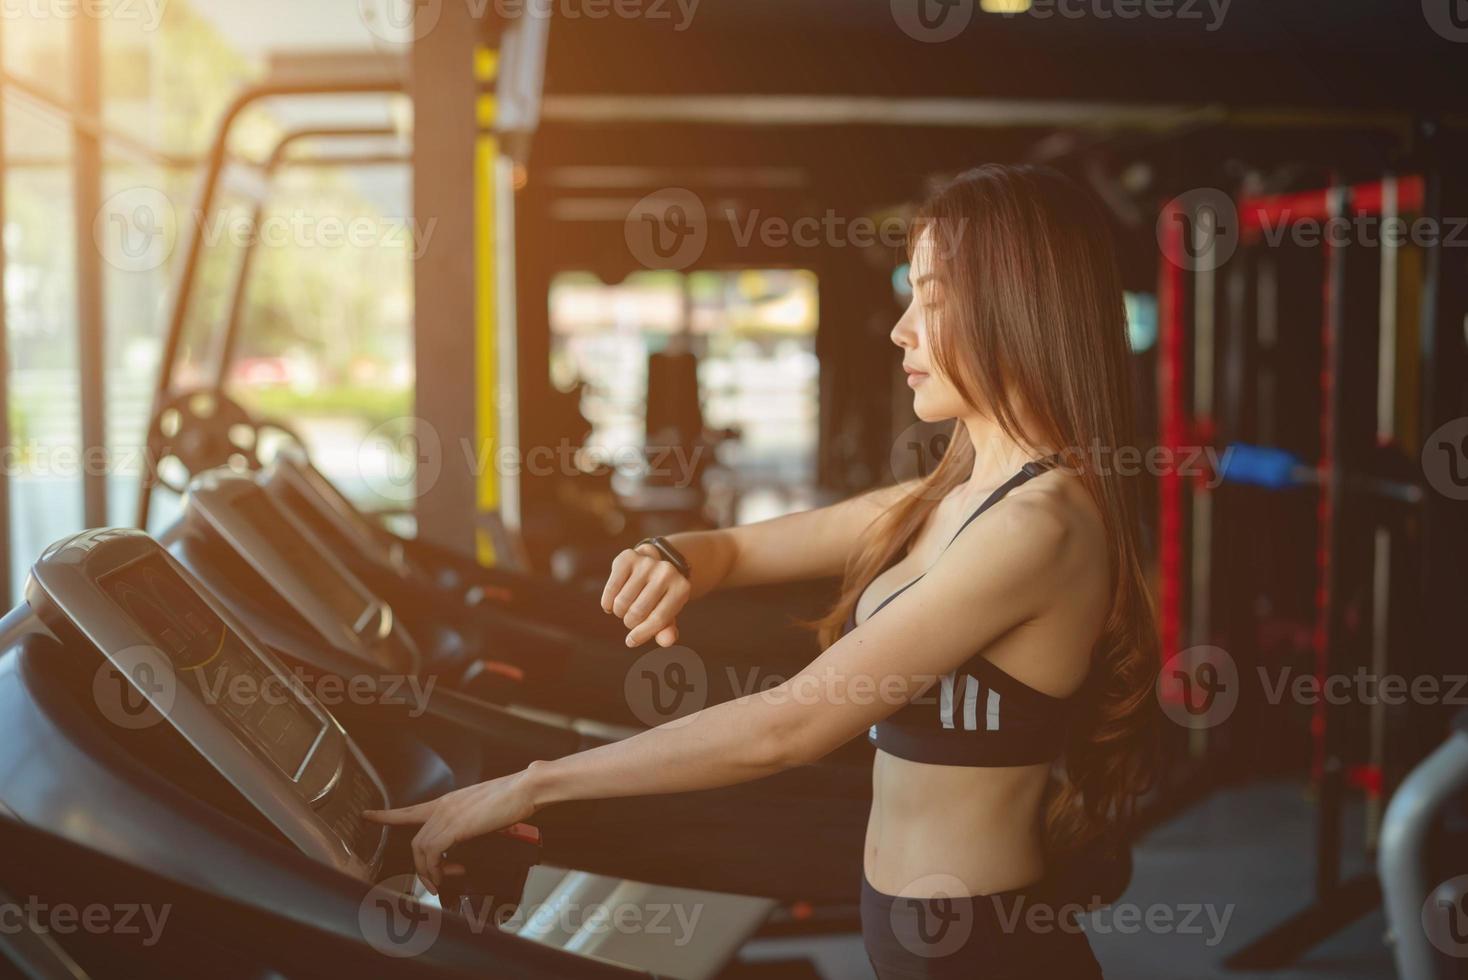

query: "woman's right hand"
xmin=601 ymin=545 xmax=692 ymax=648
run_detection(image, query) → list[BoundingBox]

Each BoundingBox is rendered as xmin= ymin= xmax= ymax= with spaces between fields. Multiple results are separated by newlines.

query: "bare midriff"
xmin=864 ymin=749 xmax=1050 ymax=898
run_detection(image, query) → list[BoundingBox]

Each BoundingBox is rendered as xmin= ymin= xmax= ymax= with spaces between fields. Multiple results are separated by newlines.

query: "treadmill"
xmin=0 ymin=529 xmax=787 ymax=978
xmin=258 ymin=449 xmax=830 ymax=675
xmin=179 ymin=467 xmax=859 ymax=741
xmin=161 ymin=469 xmax=872 ymax=916
xmin=166 ymin=467 xmax=645 ymax=739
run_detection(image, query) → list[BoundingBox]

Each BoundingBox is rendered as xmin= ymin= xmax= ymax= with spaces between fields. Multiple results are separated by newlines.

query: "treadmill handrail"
xmin=141 ymin=75 xmax=405 ymax=529
xmin=1379 ymin=725 xmax=1468 ymax=980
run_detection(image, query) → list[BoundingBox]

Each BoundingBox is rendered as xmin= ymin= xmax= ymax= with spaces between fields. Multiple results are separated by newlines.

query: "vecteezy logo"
xmin=889 ymin=874 xmax=975 ymax=959
xmin=1157 ymin=189 xmax=1239 ymax=272
xmin=359 ymin=0 xmax=442 ymax=45
xmin=357 ymin=417 xmax=442 ymax=506
xmin=891 ymin=0 xmax=974 ymax=42
xmin=1423 ymin=876 xmax=1468 ymax=958
xmin=1156 ymin=645 xmax=1239 ymax=730
xmin=92 ymin=647 xmax=175 ymax=730
xmin=359 ymin=874 xmax=442 ymax=958
xmin=625 ymin=188 xmax=708 ymax=271
xmin=1422 ymin=0 xmax=1468 ymax=41
xmin=623 ymin=646 xmax=707 ymax=728
xmin=94 ymin=187 xmax=177 ymax=273
xmin=889 ymin=420 xmax=954 ymax=499
xmin=1422 ymin=418 xmax=1468 ymax=501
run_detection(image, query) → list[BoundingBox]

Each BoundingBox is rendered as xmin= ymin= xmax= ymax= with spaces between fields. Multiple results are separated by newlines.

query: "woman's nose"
xmin=891 ymin=307 xmax=917 ymax=350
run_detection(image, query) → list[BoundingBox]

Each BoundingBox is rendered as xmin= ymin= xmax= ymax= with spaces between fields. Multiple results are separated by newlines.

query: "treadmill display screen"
xmin=298 ymin=462 xmax=381 ymax=544
xmin=233 ymin=492 xmax=375 ymax=631
xmin=100 ymin=554 xmax=326 ymax=779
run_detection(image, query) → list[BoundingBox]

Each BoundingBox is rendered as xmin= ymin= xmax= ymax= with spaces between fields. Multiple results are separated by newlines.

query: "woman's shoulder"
xmin=942 ymin=469 xmax=1104 ymax=585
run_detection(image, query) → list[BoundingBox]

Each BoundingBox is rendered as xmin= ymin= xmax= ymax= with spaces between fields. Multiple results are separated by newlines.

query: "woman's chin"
xmin=911 ymin=394 xmax=952 ymax=424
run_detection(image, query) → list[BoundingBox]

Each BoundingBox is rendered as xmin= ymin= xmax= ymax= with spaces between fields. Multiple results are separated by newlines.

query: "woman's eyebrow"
xmin=912 ymin=273 xmax=938 ymax=289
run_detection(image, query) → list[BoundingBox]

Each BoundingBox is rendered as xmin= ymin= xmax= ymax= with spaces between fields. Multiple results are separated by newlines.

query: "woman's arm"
xmin=367 ymin=496 xmax=1074 ymax=893
xmin=605 ymin=480 xmax=918 ymax=648
xmin=669 ymin=480 xmax=917 ymax=596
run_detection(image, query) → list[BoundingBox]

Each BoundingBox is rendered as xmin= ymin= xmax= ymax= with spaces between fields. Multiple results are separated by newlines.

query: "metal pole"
xmin=74 ymin=10 xmax=107 ymax=529
xmin=495 ymin=153 xmax=521 ymax=534
xmin=1255 ymin=255 xmax=1278 ymax=448
xmin=1366 ymin=175 xmax=1399 ymax=846
xmin=1157 ymin=200 xmax=1186 ymax=672
xmin=1315 ymin=182 xmax=1349 ymax=900
xmin=0 ymin=31 xmax=13 ymax=603
xmin=1189 ymin=199 xmax=1216 ymax=760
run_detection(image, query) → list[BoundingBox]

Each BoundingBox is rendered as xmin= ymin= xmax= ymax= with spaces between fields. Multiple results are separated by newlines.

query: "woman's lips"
xmin=905 ymin=370 xmax=929 ymax=388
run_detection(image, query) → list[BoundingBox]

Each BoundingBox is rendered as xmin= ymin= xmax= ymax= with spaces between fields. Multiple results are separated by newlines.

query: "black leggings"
xmin=861 ymin=876 xmax=1104 ymax=979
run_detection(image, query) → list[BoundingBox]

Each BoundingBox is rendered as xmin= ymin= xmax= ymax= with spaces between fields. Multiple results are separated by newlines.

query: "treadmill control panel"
xmin=183 ymin=472 xmax=418 ymax=675
xmin=233 ymin=491 xmax=377 ymax=639
xmin=264 ymin=453 xmax=420 ymax=580
xmin=316 ymin=749 xmax=387 ymax=862
xmin=100 ymin=552 xmax=326 ymax=779
xmin=27 ymin=529 xmax=389 ymax=880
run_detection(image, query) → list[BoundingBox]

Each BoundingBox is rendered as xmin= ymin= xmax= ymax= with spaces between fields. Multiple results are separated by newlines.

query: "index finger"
xmin=363 ymin=802 xmax=436 ymax=826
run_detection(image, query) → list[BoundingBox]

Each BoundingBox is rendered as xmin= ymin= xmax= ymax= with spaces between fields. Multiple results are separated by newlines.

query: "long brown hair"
xmin=817 ymin=163 xmax=1159 ymax=863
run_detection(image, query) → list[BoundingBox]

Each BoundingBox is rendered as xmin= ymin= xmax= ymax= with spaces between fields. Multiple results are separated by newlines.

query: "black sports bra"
xmin=842 ymin=457 xmax=1082 ymax=767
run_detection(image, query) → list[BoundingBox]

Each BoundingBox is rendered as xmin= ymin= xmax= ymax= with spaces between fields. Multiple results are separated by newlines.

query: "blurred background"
xmin=0 ymin=1 xmax=1465 ymax=977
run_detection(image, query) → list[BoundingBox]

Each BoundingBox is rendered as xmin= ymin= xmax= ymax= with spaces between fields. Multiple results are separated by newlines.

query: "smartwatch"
xmin=635 ymin=536 xmax=693 ymax=581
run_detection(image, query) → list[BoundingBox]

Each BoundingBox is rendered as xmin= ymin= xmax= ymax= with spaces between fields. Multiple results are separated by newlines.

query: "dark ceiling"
xmin=543 ymin=0 xmax=1464 ymax=109
xmin=515 ymin=0 xmax=1465 ymax=284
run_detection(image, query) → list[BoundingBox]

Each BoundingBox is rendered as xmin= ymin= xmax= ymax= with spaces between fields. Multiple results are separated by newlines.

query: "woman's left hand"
xmin=363 ymin=770 xmax=537 ymax=895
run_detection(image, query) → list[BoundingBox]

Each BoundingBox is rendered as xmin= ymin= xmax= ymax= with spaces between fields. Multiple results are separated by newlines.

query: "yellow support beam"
xmin=475 ymin=47 xmax=499 ymax=565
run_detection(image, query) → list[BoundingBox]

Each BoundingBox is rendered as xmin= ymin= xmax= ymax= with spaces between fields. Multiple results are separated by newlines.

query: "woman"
xmin=368 ymin=164 xmax=1158 ymax=978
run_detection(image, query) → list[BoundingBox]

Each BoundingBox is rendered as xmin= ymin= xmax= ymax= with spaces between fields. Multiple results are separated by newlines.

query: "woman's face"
xmin=892 ymin=230 xmax=968 ymax=423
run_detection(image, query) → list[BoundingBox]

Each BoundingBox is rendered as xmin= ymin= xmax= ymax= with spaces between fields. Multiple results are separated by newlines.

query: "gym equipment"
xmin=136 ymin=385 xmax=827 ymax=683
xmin=124 ymin=65 xmax=829 ymax=664
xmin=0 ymin=529 xmax=630 ymax=977
xmin=0 ymin=529 xmax=876 ymax=974
xmin=134 ymin=73 xmax=407 ymax=531
xmin=259 ymin=448 xmax=640 ymax=645
xmin=257 ymin=449 xmax=830 ymax=674
xmin=142 ymin=388 xmax=306 ymax=496
xmin=166 ymin=474 xmax=876 ymax=913
xmin=1379 ymin=708 xmax=1468 ymax=980
xmin=637 ymin=335 xmax=742 ymax=532
xmin=137 ymin=0 xmax=553 ymax=534
xmin=0 ymin=814 xmax=521 ymax=978
xmin=121 ymin=63 xmax=827 ymax=660
xmin=1162 ymin=163 xmax=1468 ymax=969
xmin=1219 ymin=443 xmax=1424 ymax=505
xmin=0 ymin=876 xmax=94 ymax=978
xmin=171 ymin=467 xmax=651 ymax=735
xmin=174 ymin=467 xmax=825 ymax=736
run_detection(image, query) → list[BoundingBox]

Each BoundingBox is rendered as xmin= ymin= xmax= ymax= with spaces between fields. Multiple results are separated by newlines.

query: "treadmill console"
xmin=26 ymin=528 xmax=389 ymax=880
xmin=183 ymin=471 xmax=419 ymax=675
xmin=262 ymin=450 xmax=415 ymax=578
xmin=100 ymin=551 xmax=326 ymax=778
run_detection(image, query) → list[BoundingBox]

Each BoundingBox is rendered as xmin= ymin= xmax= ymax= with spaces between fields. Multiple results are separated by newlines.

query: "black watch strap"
xmin=636 ymin=536 xmax=692 ymax=580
